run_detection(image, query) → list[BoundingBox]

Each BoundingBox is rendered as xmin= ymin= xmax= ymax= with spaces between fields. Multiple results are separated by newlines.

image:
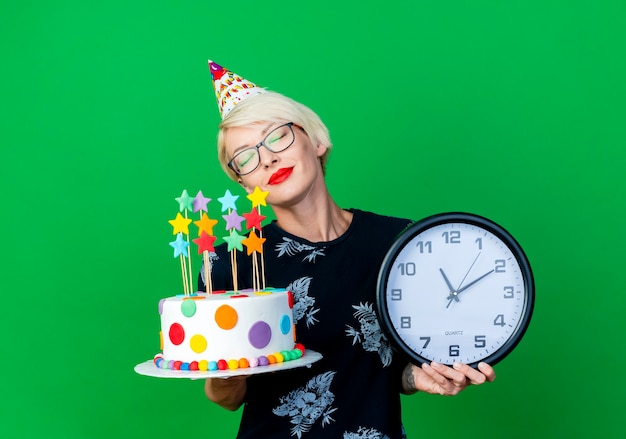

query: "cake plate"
xmin=134 ymin=350 xmax=322 ymax=379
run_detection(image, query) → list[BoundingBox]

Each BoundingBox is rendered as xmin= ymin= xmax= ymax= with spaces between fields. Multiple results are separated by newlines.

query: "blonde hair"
xmin=217 ymin=91 xmax=332 ymax=181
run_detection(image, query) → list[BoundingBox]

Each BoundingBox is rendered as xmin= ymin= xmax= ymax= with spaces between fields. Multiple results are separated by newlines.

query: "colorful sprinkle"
xmin=181 ymin=299 xmax=197 ymax=317
xmin=248 ymin=321 xmax=271 ymax=349
xmin=154 ymin=346 xmax=306 ymax=371
xmin=279 ymin=314 xmax=291 ymax=335
xmin=169 ymin=323 xmax=185 ymax=345
xmin=215 ymin=304 xmax=238 ymax=329
xmin=190 ymin=334 xmax=207 ymax=353
xmin=287 ymin=291 xmax=294 ymax=308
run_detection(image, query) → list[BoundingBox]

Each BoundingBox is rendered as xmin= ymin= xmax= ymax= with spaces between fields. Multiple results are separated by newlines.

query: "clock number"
xmin=503 ymin=286 xmax=514 ymax=299
xmin=391 ymin=289 xmax=402 ymax=301
xmin=493 ymin=314 xmax=506 ymax=327
xmin=397 ymin=262 xmax=416 ymax=276
xmin=400 ymin=316 xmax=411 ymax=329
xmin=449 ymin=345 xmax=460 ymax=357
xmin=475 ymin=237 xmax=482 ymax=250
xmin=474 ymin=335 xmax=486 ymax=348
xmin=495 ymin=259 xmax=506 ymax=273
xmin=442 ymin=231 xmax=461 ymax=244
xmin=415 ymin=240 xmax=432 ymax=253
xmin=420 ymin=336 xmax=431 ymax=348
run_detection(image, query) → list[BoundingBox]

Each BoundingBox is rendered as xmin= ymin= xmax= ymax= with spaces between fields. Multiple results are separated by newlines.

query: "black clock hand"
xmin=446 ymin=252 xmax=481 ymax=308
xmin=439 ymin=268 xmax=459 ymax=303
xmin=446 ymin=269 xmax=495 ymax=308
xmin=457 ymin=269 xmax=495 ymax=294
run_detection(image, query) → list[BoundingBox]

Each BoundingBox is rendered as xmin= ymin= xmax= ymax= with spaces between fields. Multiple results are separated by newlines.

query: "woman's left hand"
xmin=402 ymin=361 xmax=496 ymax=396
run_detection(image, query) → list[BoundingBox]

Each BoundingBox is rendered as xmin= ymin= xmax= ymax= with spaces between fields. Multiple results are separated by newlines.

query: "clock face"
xmin=377 ymin=213 xmax=534 ymax=367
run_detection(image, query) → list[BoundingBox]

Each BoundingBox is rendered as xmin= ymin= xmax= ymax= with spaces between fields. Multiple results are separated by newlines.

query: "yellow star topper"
xmin=194 ymin=212 xmax=218 ymax=236
xmin=247 ymin=186 xmax=269 ymax=208
xmin=168 ymin=212 xmax=192 ymax=235
xmin=242 ymin=230 xmax=266 ymax=255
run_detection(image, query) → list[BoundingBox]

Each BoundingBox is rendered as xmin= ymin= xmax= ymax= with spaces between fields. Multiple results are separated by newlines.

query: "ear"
xmin=316 ymin=143 xmax=329 ymax=158
xmin=238 ymin=178 xmax=253 ymax=194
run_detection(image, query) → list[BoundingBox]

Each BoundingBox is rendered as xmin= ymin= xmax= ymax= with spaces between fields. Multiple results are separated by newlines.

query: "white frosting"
xmin=160 ymin=290 xmax=295 ymax=363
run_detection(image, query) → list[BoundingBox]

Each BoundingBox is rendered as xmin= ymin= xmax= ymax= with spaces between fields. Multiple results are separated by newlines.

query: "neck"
xmin=272 ymin=188 xmax=353 ymax=242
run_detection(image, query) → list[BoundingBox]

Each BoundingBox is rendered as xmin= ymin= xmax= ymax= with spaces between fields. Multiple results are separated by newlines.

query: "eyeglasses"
xmin=227 ymin=122 xmax=297 ymax=176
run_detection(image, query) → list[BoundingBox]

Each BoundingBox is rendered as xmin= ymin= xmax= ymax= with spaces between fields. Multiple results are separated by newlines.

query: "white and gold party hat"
xmin=208 ymin=60 xmax=265 ymax=119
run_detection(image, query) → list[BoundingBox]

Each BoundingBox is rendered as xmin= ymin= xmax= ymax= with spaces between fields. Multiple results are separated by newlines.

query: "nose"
xmin=258 ymin=146 xmax=279 ymax=169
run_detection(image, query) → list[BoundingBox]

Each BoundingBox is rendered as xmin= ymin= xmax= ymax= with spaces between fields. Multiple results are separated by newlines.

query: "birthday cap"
xmin=208 ymin=60 xmax=265 ymax=119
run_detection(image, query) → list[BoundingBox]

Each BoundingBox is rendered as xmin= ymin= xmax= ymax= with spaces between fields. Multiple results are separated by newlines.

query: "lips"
xmin=268 ymin=167 xmax=294 ymax=185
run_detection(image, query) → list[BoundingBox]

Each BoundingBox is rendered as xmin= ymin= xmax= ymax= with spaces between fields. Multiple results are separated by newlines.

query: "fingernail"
xmin=422 ymin=363 xmax=430 ymax=369
xmin=430 ymin=361 xmax=439 ymax=367
xmin=453 ymin=362 xmax=462 ymax=370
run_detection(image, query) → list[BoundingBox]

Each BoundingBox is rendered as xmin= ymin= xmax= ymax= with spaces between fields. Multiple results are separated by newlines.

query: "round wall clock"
xmin=376 ymin=212 xmax=534 ymax=368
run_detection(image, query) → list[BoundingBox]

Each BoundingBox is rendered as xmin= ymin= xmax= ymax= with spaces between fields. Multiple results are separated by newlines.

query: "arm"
xmin=204 ymin=376 xmax=248 ymax=411
xmin=401 ymin=361 xmax=495 ymax=396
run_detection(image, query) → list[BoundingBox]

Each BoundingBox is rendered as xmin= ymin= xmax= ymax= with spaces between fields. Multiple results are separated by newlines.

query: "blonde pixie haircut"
xmin=217 ymin=91 xmax=332 ymax=182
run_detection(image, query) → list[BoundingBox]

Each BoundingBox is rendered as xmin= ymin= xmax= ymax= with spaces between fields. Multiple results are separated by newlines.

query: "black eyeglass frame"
xmin=227 ymin=122 xmax=298 ymax=176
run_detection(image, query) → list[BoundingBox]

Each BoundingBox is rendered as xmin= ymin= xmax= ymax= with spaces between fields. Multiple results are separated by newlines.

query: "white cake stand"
xmin=134 ymin=350 xmax=322 ymax=379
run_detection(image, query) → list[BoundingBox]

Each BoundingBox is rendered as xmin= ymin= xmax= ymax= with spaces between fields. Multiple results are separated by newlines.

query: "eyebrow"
xmin=260 ymin=122 xmax=275 ymax=135
xmin=233 ymin=122 xmax=279 ymax=153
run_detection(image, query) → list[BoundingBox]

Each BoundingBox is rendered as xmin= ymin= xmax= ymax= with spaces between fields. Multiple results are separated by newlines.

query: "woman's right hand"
xmin=204 ymin=376 xmax=248 ymax=411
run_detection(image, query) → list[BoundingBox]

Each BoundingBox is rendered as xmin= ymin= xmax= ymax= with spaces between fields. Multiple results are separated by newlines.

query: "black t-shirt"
xmin=201 ymin=209 xmax=412 ymax=439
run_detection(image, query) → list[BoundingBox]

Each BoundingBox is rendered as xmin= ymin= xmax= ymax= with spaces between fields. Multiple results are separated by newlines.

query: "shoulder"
xmin=345 ymin=209 xmax=414 ymax=255
xmin=350 ymin=209 xmax=413 ymax=236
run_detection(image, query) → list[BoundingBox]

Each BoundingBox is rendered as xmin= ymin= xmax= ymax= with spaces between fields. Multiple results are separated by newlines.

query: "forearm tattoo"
xmin=402 ymin=364 xmax=418 ymax=395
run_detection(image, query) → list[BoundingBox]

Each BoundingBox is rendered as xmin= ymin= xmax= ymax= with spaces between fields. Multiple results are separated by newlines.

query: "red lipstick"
xmin=268 ymin=167 xmax=293 ymax=185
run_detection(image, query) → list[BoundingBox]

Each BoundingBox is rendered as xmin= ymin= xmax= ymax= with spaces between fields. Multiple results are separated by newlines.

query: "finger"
xmin=451 ymin=362 xmax=486 ymax=385
xmin=453 ymin=362 xmax=496 ymax=385
xmin=429 ymin=362 xmax=468 ymax=387
xmin=477 ymin=362 xmax=496 ymax=382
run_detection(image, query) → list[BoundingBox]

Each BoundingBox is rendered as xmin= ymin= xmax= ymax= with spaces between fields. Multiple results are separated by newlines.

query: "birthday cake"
xmin=154 ymin=288 xmax=304 ymax=371
xmin=150 ymin=188 xmax=306 ymax=373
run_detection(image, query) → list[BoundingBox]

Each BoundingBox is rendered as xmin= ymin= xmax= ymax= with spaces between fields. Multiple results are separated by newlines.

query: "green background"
xmin=1 ymin=1 xmax=624 ymax=437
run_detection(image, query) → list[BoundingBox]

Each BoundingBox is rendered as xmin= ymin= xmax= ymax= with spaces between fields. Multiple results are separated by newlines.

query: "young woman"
xmin=202 ymin=76 xmax=495 ymax=438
